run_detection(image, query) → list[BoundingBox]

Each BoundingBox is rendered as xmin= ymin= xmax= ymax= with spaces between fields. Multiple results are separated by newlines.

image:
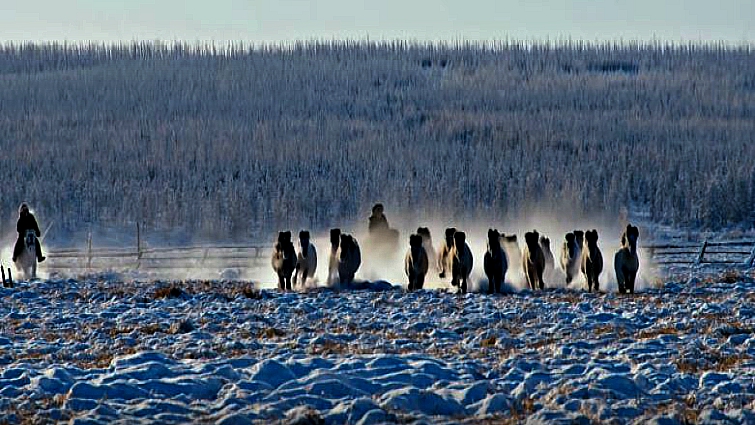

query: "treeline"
xmin=0 ymin=41 xmax=753 ymax=243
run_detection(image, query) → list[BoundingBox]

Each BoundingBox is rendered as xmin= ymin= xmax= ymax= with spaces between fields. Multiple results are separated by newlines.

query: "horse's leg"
xmin=538 ymin=269 xmax=544 ymax=290
xmin=417 ymin=274 xmax=425 ymax=290
xmin=628 ymin=272 xmax=636 ymax=294
xmin=616 ymin=267 xmax=625 ymax=294
xmin=461 ymin=275 xmax=467 ymax=294
xmin=278 ymin=274 xmax=285 ymax=291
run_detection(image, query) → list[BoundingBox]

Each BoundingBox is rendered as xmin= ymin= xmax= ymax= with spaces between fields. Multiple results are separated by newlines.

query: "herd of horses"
xmin=272 ymin=223 xmax=642 ymax=295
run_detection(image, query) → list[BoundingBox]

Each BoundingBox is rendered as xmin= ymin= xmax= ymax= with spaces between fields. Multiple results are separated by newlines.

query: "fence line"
xmin=43 ymin=225 xmax=271 ymax=273
xmin=644 ymin=239 xmax=755 ymax=266
xmin=41 ymin=224 xmax=755 ymax=274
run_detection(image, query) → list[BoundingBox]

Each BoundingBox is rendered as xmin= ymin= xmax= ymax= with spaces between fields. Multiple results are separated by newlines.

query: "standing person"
xmin=13 ymin=203 xmax=45 ymax=263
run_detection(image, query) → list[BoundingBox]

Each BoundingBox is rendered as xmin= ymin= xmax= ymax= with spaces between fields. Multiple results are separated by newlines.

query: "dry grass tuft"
xmin=511 ymin=397 xmax=537 ymax=419
xmin=140 ymin=324 xmax=163 ymax=335
xmin=527 ymin=337 xmax=558 ymax=350
xmin=153 ymin=285 xmax=184 ymax=299
xmin=721 ymin=270 xmax=744 ymax=284
xmin=675 ymin=352 xmax=752 ymax=374
xmin=259 ymin=327 xmax=285 ymax=339
xmin=481 ymin=336 xmax=497 ymax=348
xmin=637 ymin=326 xmax=684 ymax=340
xmin=239 ymin=286 xmax=264 ymax=300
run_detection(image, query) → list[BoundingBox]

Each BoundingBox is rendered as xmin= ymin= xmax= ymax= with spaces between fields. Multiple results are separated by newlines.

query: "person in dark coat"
xmin=368 ymin=203 xmax=390 ymax=234
xmin=13 ymin=203 xmax=45 ymax=263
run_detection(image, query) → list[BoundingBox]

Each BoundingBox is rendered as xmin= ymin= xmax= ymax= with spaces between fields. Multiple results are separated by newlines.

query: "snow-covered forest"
xmin=1 ymin=41 xmax=754 ymax=242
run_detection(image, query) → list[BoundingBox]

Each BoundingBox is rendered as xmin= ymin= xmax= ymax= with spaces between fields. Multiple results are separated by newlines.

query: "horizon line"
xmin=2 ymin=37 xmax=754 ymax=51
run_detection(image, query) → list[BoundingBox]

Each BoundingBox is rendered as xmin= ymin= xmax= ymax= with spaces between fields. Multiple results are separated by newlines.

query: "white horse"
xmin=14 ymin=229 xmax=38 ymax=279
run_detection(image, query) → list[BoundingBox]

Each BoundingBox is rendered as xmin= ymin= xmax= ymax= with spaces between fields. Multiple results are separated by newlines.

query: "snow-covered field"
xmin=1 ymin=269 xmax=755 ymax=424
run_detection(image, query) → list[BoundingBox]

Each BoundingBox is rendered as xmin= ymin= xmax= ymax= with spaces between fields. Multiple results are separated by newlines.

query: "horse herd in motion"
xmin=272 ymin=215 xmax=642 ymax=296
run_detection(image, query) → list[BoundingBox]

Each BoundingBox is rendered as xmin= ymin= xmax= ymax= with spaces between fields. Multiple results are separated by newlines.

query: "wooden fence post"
xmin=747 ymin=242 xmax=755 ymax=267
xmin=87 ymin=232 xmax=93 ymax=270
xmin=695 ymin=240 xmax=708 ymax=265
xmin=136 ymin=223 xmax=142 ymax=259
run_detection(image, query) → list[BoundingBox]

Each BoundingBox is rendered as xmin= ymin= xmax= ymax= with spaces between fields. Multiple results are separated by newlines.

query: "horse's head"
xmin=453 ymin=231 xmax=466 ymax=249
xmin=24 ymin=229 xmax=37 ymax=248
xmin=573 ymin=230 xmax=585 ymax=248
xmin=585 ymin=229 xmax=599 ymax=248
xmin=416 ymin=227 xmax=431 ymax=242
xmin=487 ymin=229 xmax=501 ymax=250
xmin=502 ymin=234 xmax=518 ymax=245
xmin=564 ymin=232 xmax=576 ymax=257
xmin=330 ymin=228 xmax=341 ymax=249
xmin=524 ymin=231 xmax=540 ymax=251
xmin=539 ymin=236 xmax=551 ymax=252
xmin=444 ymin=227 xmax=457 ymax=246
xmin=409 ymin=234 xmax=424 ymax=253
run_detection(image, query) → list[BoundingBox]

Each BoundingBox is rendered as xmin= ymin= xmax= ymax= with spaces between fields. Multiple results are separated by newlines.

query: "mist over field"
xmin=1 ymin=41 xmax=754 ymax=248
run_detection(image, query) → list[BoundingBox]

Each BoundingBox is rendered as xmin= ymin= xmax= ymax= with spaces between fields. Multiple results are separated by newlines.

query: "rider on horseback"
xmin=368 ymin=203 xmax=390 ymax=234
xmin=12 ymin=203 xmax=45 ymax=263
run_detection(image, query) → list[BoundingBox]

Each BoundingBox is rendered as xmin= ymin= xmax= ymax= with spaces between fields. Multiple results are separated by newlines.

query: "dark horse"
xmin=484 ymin=229 xmax=508 ymax=294
xmin=580 ymin=229 xmax=603 ymax=293
xmin=615 ymin=224 xmax=640 ymax=294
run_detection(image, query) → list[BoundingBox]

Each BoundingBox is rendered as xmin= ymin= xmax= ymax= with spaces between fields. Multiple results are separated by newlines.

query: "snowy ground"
xmin=1 ymin=269 xmax=755 ymax=424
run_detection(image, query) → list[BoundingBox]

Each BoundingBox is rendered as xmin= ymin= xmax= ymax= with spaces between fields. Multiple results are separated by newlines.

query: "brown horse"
xmin=522 ymin=231 xmax=545 ymax=290
xmin=560 ymin=232 xmax=581 ymax=285
xmin=580 ymin=229 xmax=603 ymax=292
xmin=405 ymin=234 xmax=429 ymax=291
xmin=271 ymin=231 xmax=297 ymax=291
xmin=293 ymin=230 xmax=318 ymax=288
xmin=416 ymin=227 xmax=437 ymax=274
xmin=438 ymin=227 xmax=457 ymax=279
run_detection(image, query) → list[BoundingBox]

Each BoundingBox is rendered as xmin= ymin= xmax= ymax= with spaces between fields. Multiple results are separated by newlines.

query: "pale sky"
xmin=1 ymin=0 xmax=753 ymax=44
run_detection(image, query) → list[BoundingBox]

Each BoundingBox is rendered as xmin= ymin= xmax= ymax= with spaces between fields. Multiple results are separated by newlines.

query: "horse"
xmin=14 ymin=229 xmax=38 ymax=280
xmin=293 ymin=230 xmax=317 ymax=288
xmin=484 ymin=229 xmax=508 ymax=294
xmin=580 ymin=229 xmax=603 ymax=292
xmin=539 ymin=235 xmax=555 ymax=277
xmin=450 ymin=231 xmax=473 ymax=293
xmin=437 ymin=227 xmax=456 ymax=279
xmin=615 ymin=224 xmax=640 ymax=294
xmin=560 ymin=232 xmax=581 ymax=285
xmin=405 ymin=234 xmax=429 ymax=291
xmin=522 ymin=230 xmax=545 ymax=290
xmin=416 ymin=227 xmax=437 ymax=274
xmin=327 ymin=228 xmax=341 ymax=286
xmin=338 ymin=233 xmax=362 ymax=286
xmin=574 ymin=230 xmax=585 ymax=251
xmin=501 ymin=234 xmax=522 ymax=275
xmin=271 ymin=231 xmax=297 ymax=291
